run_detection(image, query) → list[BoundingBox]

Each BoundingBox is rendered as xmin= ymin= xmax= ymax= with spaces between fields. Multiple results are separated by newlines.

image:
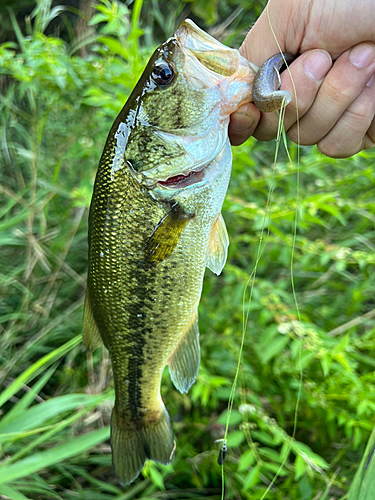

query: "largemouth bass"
xmin=83 ymin=19 xmax=292 ymax=485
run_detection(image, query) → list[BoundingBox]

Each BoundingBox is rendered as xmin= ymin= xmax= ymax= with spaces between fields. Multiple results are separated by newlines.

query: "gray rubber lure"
xmin=253 ymin=52 xmax=295 ymax=113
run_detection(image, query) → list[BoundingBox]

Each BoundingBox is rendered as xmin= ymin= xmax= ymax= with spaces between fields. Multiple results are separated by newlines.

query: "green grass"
xmin=1 ymin=1 xmax=375 ymax=499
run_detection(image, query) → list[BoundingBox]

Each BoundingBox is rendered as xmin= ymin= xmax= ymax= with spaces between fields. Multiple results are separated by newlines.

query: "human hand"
xmin=229 ymin=0 xmax=375 ymax=158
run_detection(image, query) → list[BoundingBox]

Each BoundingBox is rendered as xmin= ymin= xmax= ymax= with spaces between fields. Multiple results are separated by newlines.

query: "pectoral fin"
xmin=206 ymin=213 xmax=229 ymax=275
xmin=82 ymin=289 xmax=103 ymax=351
xmin=144 ymin=202 xmax=193 ymax=265
xmin=168 ymin=312 xmax=200 ymax=394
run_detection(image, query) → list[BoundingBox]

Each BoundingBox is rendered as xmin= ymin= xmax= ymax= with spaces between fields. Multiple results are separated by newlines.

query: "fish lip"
xmin=175 ymin=19 xmax=226 ymax=53
xmin=175 ymin=19 xmax=239 ymax=78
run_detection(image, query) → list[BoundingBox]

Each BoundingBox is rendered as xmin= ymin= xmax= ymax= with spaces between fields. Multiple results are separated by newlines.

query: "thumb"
xmin=229 ymin=1 xmax=300 ymax=146
xmin=239 ymin=1 xmax=299 ymax=67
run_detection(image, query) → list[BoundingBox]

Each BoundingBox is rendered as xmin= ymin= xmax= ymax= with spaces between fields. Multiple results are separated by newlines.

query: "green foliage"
xmin=348 ymin=425 xmax=375 ymax=500
xmin=1 ymin=1 xmax=375 ymax=499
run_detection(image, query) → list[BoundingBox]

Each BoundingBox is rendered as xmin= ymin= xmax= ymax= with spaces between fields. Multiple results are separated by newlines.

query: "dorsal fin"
xmin=206 ymin=213 xmax=229 ymax=275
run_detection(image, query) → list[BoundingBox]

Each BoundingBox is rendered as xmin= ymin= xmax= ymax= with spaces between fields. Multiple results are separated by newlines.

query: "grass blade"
xmin=348 ymin=425 xmax=375 ymax=500
xmin=0 ymin=335 xmax=81 ymax=409
xmin=0 ymin=365 xmax=57 ymax=430
xmin=0 ymin=484 xmax=30 ymax=500
xmin=0 ymin=426 xmax=110 ymax=484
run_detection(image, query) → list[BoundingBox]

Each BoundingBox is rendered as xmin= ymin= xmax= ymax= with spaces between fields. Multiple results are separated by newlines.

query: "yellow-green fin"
xmin=206 ymin=213 xmax=229 ymax=275
xmin=168 ymin=312 xmax=200 ymax=394
xmin=143 ymin=203 xmax=193 ymax=265
xmin=111 ymin=403 xmax=175 ymax=486
xmin=82 ymin=289 xmax=103 ymax=351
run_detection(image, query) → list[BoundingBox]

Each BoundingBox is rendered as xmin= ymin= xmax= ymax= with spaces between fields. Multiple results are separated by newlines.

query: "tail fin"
xmin=111 ymin=404 xmax=176 ymax=486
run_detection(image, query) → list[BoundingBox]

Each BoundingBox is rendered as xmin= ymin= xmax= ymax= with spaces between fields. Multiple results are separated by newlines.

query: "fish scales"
xmin=83 ymin=18 xmax=292 ymax=486
xmin=89 ymin=132 xmax=229 ymax=417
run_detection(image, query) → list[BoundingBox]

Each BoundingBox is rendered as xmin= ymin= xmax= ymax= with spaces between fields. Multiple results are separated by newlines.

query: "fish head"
xmin=116 ymin=19 xmax=257 ymax=202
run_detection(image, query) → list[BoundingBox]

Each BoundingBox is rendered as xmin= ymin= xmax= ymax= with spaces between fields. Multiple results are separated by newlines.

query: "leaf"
xmin=333 ymin=352 xmax=353 ymax=372
xmin=259 ymin=447 xmax=282 ymax=463
xmin=238 ymin=450 xmax=255 ymax=472
xmin=227 ymin=431 xmax=245 ymax=448
xmin=295 ymin=454 xmax=306 ymax=480
xmin=320 ymin=355 xmax=331 ymax=377
xmin=251 ymin=431 xmax=276 ymax=447
xmin=348 ymin=425 xmax=375 ymax=500
xmin=0 ymin=365 xmax=57 ymax=430
xmin=256 ymin=335 xmax=290 ymax=364
xmin=149 ymin=465 xmax=165 ymax=490
xmin=9 ymin=10 xmax=25 ymax=52
xmin=217 ymin=410 xmax=242 ymax=426
xmin=128 ymin=28 xmax=144 ymax=41
xmin=0 ymin=336 xmax=82 ymax=409
xmin=290 ymin=441 xmax=329 ymax=470
xmin=242 ymin=465 xmax=260 ymax=491
xmin=89 ymin=13 xmax=108 ymax=26
xmin=0 ymin=427 xmax=110 ymax=484
xmin=262 ymin=461 xmax=288 ymax=476
xmin=0 ymin=484 xmax=30 ymax=500
xmin=319 ymin=203 xmax=346 ymax=225
xmin=0 ymin=394 xmax=105 ymax=439
xmin=98 ymin=36 xmax=129 ymax=59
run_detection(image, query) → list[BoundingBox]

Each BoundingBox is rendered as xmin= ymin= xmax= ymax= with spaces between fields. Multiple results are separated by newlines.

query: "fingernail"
xmin=230 ymin=104 xmax=256 ymax=132
xmin=349 ymin=43 xmax=375 ymax=69
xmin=303 ymin=50 xmax=331 ymax=81
xmin=366 ymin=74 xmax=375 ymax=87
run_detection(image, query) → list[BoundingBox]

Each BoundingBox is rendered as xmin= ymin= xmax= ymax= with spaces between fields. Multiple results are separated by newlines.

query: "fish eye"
xmin=151 ymin=60 xmax=175 ymax=87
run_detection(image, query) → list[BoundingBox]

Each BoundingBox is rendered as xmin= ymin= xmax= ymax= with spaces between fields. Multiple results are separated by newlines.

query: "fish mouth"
xmin=157 ymin=168 xmax=205 ymax=189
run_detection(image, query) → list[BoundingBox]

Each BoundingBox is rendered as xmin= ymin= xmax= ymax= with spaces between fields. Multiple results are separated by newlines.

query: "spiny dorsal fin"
xmin=143 ymin=202 xmax=194 ymax=265
xmin=168 ymin=312 xmax=200 ymax=394
xmin=206 ymin=213 xmax=229 ymax=275
xmin=82 ymin=288 xmax=103 ymax=351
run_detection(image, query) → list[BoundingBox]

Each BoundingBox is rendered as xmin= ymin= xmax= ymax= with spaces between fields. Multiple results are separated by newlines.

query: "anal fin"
xmin=168 ymin=312 xmax=200 ymax=394
xmin=206 ymin=213 xmax=229 ymax=275
xmin=82 ymin=288 xmax=103 ymax=351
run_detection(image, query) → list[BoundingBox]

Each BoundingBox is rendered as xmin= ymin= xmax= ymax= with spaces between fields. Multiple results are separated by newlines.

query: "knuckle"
xmin=323 ymin=78 xmax=354 ymax=107
xmin=287 ymin=124 xmax=316 ymax=146
xmin=344 ymin=104 xmax=373 ymax=130
xmin=253 ymin=129 xmax=277 ymax=142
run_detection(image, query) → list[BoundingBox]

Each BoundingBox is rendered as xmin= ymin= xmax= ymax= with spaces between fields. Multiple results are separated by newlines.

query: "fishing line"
xmin=258 ymin=6 xmax=303 ymax=500
xmin=220 ymin=99 xmax=288 ymax=500
xmin=220 ymin=5 xmax=302 ymax=497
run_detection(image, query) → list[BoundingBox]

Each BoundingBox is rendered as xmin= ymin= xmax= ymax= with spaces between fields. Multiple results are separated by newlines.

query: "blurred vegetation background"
xmin=1 ymin=0 xmax=375 ymax=498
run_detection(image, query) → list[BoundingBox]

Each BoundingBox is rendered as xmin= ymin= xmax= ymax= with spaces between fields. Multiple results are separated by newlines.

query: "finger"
xmin=239 ymin=1 xmax=300 ymax=65
xmin=229 ymin=103 xmax=260 ymax=146
xmin=287 ymin=42 xmax=375 ymax=146
xmin=252 ymin=49 xmax=332 ymax=142
xmin=364 ymin=114 xmax=375 ymax=150
xmin=317 ymin=74 xmax=375 ymax=157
